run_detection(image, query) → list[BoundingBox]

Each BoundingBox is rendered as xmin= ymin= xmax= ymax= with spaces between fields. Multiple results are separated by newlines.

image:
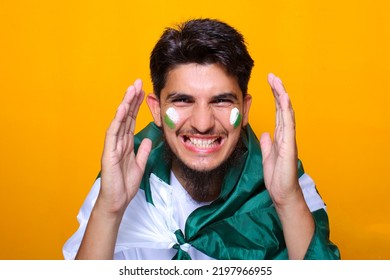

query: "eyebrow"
xmin=166 ymin=92 xmax=194 ymax=102
xmin=166 ymin=92 xmax=239 ymax=101
xmin=165 ymin=92 xmax=193 ymax=102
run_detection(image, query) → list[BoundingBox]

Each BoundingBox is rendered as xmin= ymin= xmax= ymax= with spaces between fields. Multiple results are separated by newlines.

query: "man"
xmin=63 ymin=18 xmax=340 ymax=260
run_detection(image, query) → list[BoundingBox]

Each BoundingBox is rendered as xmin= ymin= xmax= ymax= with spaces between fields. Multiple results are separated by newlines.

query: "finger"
xmin=104 ymin=103 xmax=126 ymax=153
xmin=130 ymin=79 xmax=145 ymax=126
xmin=280 ymin=93 xmax=297 ymax=147
xmin=118 ymin=105 xmax=129 ymax=140
xmin=260 ymin=132 xmax=274 ymax=187
xmin=116 ymin=84 xmax=137 ymax=140
xmin=131 ymin=79 xmax=144 ymax=118
xmin=268 ymin=73 xmax=282 ymax=136
xmin=122 ymin=79 xmax=143 ymax=109
xmin=267 ymin=72 xmax=276 ymax=84
xmin=273 ymin=76 xmax=288 ymax=98
xmin=133 ymin=78 xmax=143 ymax=94
xmin=277 ymin=90 xmax=298 ymax=163
xmin=271 ymin=76 xmax=296 ymax=156
xmin=272 ymin=76 xmax=293 ymax=128
xmin=135 ymin=138 xmax=152 ymax=172
xmin=128 ymin=89 xmax=145 ymax=135
xmin=122 ymin=82 xmax=138 ymax=104
xmin=274 ymin=77 xmax=295 ymax=122
xmin=268 ymin=73 xmax=281 ymax=111
xmin=134 ymin=89 xmax=145 ymax=116
xmin=125 ymin=80 xmax=144 ymax=135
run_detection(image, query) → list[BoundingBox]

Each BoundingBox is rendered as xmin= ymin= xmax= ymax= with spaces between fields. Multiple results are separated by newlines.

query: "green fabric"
xmin=132 ymin=122 xmax=340 ymax=260
xmin=172 ymin=230 xmax=192 ymax=260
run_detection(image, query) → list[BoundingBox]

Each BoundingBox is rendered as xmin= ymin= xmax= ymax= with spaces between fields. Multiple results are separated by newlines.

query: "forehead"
xmin=161 ymin=63 xmax=242 ymax=99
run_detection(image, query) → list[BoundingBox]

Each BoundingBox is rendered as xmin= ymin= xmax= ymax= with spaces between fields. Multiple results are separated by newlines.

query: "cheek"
xmin=163 ymin=107 xmax=193 ymax=130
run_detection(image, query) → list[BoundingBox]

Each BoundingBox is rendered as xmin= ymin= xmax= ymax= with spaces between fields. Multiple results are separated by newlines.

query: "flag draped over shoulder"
xmin=133 ymin=122 xmax=340 ymax=260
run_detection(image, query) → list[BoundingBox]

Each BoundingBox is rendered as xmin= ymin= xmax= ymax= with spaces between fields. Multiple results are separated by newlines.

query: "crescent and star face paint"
xmin=164 ymin=107 xmax=180 ymax=129
xmin=230 ymin=107 xmax=242 ymax=128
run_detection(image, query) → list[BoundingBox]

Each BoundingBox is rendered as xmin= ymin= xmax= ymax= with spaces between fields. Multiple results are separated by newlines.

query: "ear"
xmin=242 ymin=94 xmax=252 ymax=126
xmin=146 ymin=93 xmax=162 ymax=127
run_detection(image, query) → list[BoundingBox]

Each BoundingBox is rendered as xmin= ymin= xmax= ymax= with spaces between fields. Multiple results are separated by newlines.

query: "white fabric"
xmin=63 ymin=172 xmax=212 ymax=260
xmin=63 ymin=172 xmax=325 ymax=260
xmin=299 ymin=173 xmax=326 ymax=212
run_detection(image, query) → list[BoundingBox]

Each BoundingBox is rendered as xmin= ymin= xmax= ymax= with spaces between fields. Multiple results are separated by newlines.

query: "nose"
xmin=189 ymin=104 xmax=215 ymax=134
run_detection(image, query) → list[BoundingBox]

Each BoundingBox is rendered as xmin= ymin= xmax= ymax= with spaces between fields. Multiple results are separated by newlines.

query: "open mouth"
xmin=182 ymin=135 xmax=223 ymax=149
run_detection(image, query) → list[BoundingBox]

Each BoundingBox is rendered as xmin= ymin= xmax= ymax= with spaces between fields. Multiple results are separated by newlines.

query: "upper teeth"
xmin=189 ymin=137 xmax=215 ymax=147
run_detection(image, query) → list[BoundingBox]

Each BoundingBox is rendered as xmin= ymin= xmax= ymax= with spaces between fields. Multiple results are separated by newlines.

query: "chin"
xmin=184 ymin=160 xmax=221 ymax=173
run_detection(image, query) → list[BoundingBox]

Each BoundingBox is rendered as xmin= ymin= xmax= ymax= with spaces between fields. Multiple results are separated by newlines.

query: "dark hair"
xmin=150 ymin=18 xmax=254 ymax=98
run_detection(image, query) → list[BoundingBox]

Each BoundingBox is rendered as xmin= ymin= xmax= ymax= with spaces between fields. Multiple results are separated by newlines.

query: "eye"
xmin=172 ymin=97 xmax=191 ymax=103
xmin=170 ymin=95 xmax=194 ymax=107
xmin=212 ymin=98 xmax=234 ymax=106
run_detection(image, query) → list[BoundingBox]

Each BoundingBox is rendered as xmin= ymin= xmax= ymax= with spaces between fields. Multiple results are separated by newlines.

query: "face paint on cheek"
xmin=230 ymin=107 xmax=242 ymax=128
xmin=164 ymin=107 xmax=180 ymax=129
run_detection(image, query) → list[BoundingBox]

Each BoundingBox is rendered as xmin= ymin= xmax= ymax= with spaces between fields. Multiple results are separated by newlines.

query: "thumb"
xmin=260 ymin=132 xmax=272 ymax=160
xmin=136 ymin=138 xmax=152 ymax=172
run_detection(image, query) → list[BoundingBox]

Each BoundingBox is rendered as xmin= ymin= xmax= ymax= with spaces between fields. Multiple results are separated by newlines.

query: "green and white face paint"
xmin=230 ymin=107 xmax=242 ymax=128
xmin=164 ymin=107 xmax=180 ymax=129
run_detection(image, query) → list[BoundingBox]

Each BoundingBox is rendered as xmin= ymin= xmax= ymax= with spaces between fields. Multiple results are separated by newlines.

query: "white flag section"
xmin=0 ymin=260 xmax=388 ymax=280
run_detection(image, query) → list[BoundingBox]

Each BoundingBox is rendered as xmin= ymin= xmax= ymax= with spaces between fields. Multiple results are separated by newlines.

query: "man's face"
xmin=147 ymin=63 xmax=252 ymax=173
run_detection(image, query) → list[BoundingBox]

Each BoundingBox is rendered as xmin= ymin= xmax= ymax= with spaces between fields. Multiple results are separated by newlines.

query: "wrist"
xmin=273 ymin=186 xmax=313 ymax=225
xmin=272 ymin=182 xmax=303 ymax=209
xmin=93 ymin=197 xmax=126 ymax=225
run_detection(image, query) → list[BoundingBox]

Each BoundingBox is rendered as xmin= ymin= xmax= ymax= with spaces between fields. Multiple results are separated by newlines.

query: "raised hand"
xmin=259 ymin=73 xmax=314 ymax=259
xmin=260 ymin=73 xmax=300 ymax=207
xmin=76 ymin=80 xmax=152 ymax=259
xmin=99 ymin=79 xmax=152 ymax=215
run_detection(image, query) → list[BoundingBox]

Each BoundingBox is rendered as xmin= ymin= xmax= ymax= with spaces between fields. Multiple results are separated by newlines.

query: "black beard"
xmin=163 ymin=135 xmax=245 ymax=202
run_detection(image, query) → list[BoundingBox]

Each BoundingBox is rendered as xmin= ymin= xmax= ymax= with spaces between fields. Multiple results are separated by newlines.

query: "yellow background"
xmin=1 ymin=0 xmax=389 ymax=259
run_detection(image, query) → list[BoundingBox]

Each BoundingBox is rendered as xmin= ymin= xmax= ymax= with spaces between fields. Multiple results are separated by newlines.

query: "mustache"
xmin=175 ymin=128 xmax=228 ymax=137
